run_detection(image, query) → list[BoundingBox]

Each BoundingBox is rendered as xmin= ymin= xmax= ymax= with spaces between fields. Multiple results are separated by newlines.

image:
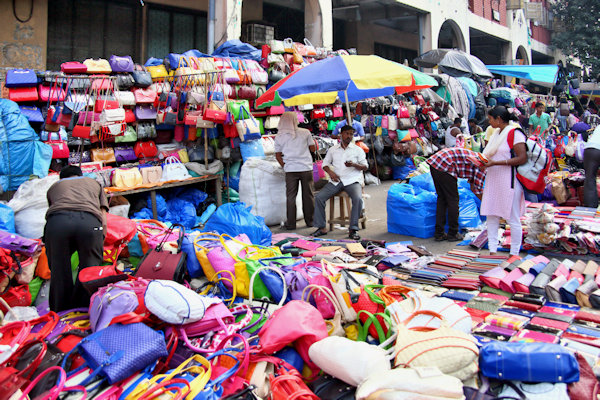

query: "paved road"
xmin=272 ymin=179 xmax=462 ymax=256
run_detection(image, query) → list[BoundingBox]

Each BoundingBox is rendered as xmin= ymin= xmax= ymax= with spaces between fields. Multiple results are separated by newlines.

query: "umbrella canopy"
xmin=414 ymin=49 xmax=492 ymax=79
xmin=486 ymin=64 xmax=559 ymax=87
xmin=256 ymin=55 xmax=437 ymax=108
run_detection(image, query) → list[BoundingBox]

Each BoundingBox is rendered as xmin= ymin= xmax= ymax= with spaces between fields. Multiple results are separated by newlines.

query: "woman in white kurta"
xmin=480 ymin=106 xmax=528 ymax=255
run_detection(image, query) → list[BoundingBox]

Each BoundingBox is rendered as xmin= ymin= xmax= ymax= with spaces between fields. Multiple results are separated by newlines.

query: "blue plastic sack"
xmin=181 ymin=234 xmax=202 ymax=278
xmin=457 ymin=187 xmax=482 ymax=228
xmin=0 ymin=203 xmax=15 ymax=233
xmin=387 ymin=183 xmax=437 ymax=238
xmin=204 ymin=202 xmax=271 ymax=246
xmin=144 ymin=57 xmax=163 ymax=67
xmin=409 ymin=173 xmax=435 ymax=193
xmin=240 ymin=139 xmax=265 ymax=161
xmin=170 ymin=188 xmax=208 ymax=207
xmin=166 ymin=198 xmax=197 ymax=229
xmin=392 ymin=158 xmax=416 ymax=180
xmin=228 ymin=161 xmax=242 ymax=192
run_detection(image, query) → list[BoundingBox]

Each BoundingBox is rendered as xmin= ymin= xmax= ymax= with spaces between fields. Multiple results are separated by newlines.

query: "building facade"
xmin=0 ymin=0 xmax=564 ymax=71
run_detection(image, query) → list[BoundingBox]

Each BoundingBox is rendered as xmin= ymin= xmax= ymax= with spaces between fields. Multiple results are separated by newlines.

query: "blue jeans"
xmin=313 ymin=181 xmax=363 ymax=231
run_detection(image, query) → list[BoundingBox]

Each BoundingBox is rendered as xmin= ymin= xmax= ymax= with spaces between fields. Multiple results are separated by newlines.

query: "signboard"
xmin=524 ymin=2 xmax=543 ymax=21
xmin=506 ymin=0 xmax=524 ymax=10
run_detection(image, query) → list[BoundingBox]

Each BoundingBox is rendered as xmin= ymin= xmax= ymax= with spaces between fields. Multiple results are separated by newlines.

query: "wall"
xmin=0 ymin=0 xmax=48 ymax=70
xmin=352 ymin=22 xmax=419 ymax=55
xmin=469 ymin=0 xmax=508 ymax=26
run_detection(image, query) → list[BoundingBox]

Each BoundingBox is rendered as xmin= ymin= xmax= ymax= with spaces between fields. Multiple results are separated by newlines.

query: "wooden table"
xmin=106 ymin=175 xmax=222 ymax=219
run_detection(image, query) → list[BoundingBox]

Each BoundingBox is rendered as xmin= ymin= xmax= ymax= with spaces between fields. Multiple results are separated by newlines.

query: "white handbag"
xmin=264 ymin=116 xmax=280 ymax=130
xmin=100 ymin=107 xmax=126 ymax=125
xmin=270 ymin=40 xmax=285 ymax=54
xmin=161 ymin=156 xmax=191 ymax=181
xmin=387 ymin=115 xmax=398 ymax=131
xmin=144 ymin=280 xmax=221 ymax=325
xmin=115 ymin=91 xmax=135 ymax=106
xmin=308 ymin=336 xmax=391 ymax=387
xmin=262 ymin=136 xmax=275 ymax=156
xmin=251 ymin=68 xmax=269 ymax=85
xmin=356 ymin=367 xmax=465 ymax=400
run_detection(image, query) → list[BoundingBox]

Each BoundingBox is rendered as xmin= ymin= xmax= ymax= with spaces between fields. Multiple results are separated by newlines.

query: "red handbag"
xmin=134 ymin=141 xmax=158 ymax=158
xmin=397 ymin=104 xmax=410 ymax=118
xmin=0 ymin=284 xmax=32 ymax=310
xmin=134 ymin=88 xmax=158 ymax=104
xmin=91 ymin=76 xmax=113 ymax=91
xmin=569 ymin=352 xmax=600 ymax=399
xmin=414 ymin=94 xmax=426 ymax=106
xmin=237 ymin=86 xmax=257 ymax=100
xmin=46 ymin=141 xmax=70 ymax=159
xmin=8 ymin=87 xmax=38 ymax=102
xmin=224 ymin=123 xmax=238 ymax=138
xmin=61 ymin=61 xmax=87 ymax=74
xmin=79 ymin=265 xmax=128 ymax=295
xmin=203 ymin=107 xmax=227 ymax=123
xmin=72 ymin=125 xmax=92 ymax=139
xmin=38 ymin=85 xmax=66 ymax=102
xmin=269 ymin=362 xmax=319 ymax=400
xmin=124 ymin=109 xmax=136 ymax=123
xmin=311 ymin=109 xmax=325 ymax=119
xmin=94 ymin=98 xmax=120 ymax=113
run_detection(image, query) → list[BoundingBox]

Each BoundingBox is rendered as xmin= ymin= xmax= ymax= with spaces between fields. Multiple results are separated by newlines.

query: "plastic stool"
xmin=328 ymin=191 xmax=367 ymax=232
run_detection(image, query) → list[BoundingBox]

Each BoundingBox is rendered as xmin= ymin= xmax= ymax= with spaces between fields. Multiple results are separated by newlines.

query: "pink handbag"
xmin=205 ymin=234 xmax=252 ymax=290
xmin=332 ymin=104 xmax=343 ymax=118
xmin=381 ymin=115 xmax=388 ymax=129
xmin=133 ymin=88 xmax=157 ymax=104
xmin=258 ymin=300 xmax=328 ymax=371
xmin=38 ymin=85 xmax=66 ymax=102
xmin=267 ymin=105 xmax=285 ymax=115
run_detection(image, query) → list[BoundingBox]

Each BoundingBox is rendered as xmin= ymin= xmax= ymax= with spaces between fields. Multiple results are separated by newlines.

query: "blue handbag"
xmin=5 ymin=68 xmax=37 ymax=87
xmin=65 ymin=322 xmax=168 ymax=385
xmin=479 ymin=342 xmax=579 ymax=383
xmin=19 ymin=106 xmax=44 ymax=123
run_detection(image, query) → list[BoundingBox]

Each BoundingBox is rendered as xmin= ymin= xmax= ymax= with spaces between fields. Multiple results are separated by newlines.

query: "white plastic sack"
xmin=109 ymin=204 xmax=130 ymax=219
xmin=144 ymin=280 xmax=221 ymax=325
xmin=8 ymin=175 xmax=59 ymax=239
xmin=239 ymin=158 xmax=302 ymax=226
xmin=309 ymin=336 xmax=391 ymax=387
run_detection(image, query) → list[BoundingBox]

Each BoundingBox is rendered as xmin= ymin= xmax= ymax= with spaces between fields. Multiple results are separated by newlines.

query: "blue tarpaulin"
xmin=212 ymin=40 xmax=262 ymax=61
xmin=486 ymin=65 xmax=559 ymax=85
xmin=0 ymin=100 xmax=52 ymax=192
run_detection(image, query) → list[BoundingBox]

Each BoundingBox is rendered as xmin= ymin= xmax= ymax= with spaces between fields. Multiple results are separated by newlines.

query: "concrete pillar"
xmin=215 ymin=0 xmax=243 ymax=47
xmin=305 ymin=0 xmax=332 ymax=49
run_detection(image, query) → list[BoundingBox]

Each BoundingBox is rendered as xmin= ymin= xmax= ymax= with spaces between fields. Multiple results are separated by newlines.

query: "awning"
xmin=486 ymin=64 xmax=559 ymax=86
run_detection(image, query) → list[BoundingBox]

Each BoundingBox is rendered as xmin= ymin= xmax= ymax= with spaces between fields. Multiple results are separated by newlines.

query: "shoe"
xmin=311 ymin=228 xmax=328 ymax=237
xmin=281 ymin=225 xmax=296 ymax=231
xmin=348 ymin=230 xmax=361 ymax=241
xmin=447 ymin=232 xmax=464 ymax=242
xmin=434 ymin=233 xmax=447 ymax=241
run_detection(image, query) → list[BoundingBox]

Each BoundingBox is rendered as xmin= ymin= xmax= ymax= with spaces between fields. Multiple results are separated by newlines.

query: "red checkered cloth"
xmin=426 ymin=148 xmax=486 ymax=195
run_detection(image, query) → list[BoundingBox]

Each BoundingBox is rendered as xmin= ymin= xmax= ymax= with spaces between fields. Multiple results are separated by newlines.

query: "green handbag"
xmin=356 ymin=309 xmax=394 ymax=344
xmin=327 ymin=119 xmax=338 ymax=131
xmin=115 ymin=125 xmax=137 ymax=143
xmin=227 ymin=100 xmax=250 ymax=121
xmin=236 ymin=245 xmax=284 ymax=300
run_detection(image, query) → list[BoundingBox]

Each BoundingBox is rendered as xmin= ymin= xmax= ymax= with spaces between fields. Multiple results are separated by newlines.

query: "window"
xmin=374 ymin=43 xmax=418 ymax=68
xmin=146 ymin=7 xmax=207 ymax=60
xmin=47 ymin=0 xmax=140 ymax=70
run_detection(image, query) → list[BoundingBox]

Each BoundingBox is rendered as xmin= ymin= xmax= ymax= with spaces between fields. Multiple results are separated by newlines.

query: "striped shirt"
xmin=426 ymin=148 xmax=486 ymax=195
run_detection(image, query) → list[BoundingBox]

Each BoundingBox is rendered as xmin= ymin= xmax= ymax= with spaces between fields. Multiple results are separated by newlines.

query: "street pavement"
xmin=272 ymin=179 xmax=462 ymax=256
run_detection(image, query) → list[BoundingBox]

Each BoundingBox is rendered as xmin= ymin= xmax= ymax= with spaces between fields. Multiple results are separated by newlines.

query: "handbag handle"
xmin=5 ymin=340 xmax=47 ymax=379
xmin=356 ymin=309 xmax=393 ymax=344
xmin=399 ymin=309 xmax=446 ymax=329
xmin=301 ymin=283 xmax=343 ymax=317
xmin=156 ymin=223 xmax=185 ymax=253
xmin=18 ymin=365 xmax=67 ymax=400
xmin=378 ymin=285 xmax=413 ymax=307
xmin=249 ymin=266 xmax=288 ymax=306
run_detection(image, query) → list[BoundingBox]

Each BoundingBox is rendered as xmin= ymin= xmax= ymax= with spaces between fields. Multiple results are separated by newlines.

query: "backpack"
xmin=508 ymin=128 xmax=552 ymax=194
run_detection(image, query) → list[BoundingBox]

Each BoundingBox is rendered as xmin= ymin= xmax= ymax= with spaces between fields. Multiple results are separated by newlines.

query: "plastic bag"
xmin=228 ymin=161 xmax=242 ymax=192
xmin=204 ymin=202 xmax=272 ymax=246
xmin=166 ymin=198 xmax=197 ymax=229
xmin=0 ymin=203 xmax=15 ymax=233
xmin=240 ymin=139 xmax=265 ymax=160
xmin=392 ymin=158 xmax=416 ymax=180
xmin=387 ymin=183 xmax=437 ymax=238
xmin=458 ymin=187 xmax=482 ymax=228
xmin=409 ymin=173 xmax=435 ymax=193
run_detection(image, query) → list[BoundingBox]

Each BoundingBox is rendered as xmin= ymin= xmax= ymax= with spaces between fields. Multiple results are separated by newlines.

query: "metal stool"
xmin=328 ymin=191 xmax=367 ymax=232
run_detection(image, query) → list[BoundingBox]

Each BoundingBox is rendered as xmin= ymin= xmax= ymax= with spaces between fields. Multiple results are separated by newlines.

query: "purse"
xmin=479 ymin=341 xmax=579 ymax=383
xmin=46 ymin=140 xmax=69 ymax=159
xmin=134 ymin=87 xmax=158 ymax=104
xmin=140 ymin=166 xmax=162 ymax=184
xmin=136 ymin=122 xmax=157 ymax=139
xmin=8 ymin=87 xmax=38 ymax=102
xmin=135 ymin=224 xmax=188 ymax=283
xmin=393 ymin=310 xmax=479 ymax=382
xmin=134 ymin=140 xmax=158 ymax=158
xmin=91 ymin=147 xmax=116 ymax=164
xmin=114 ymin=146 xmax=138 ymax=163
xmin=61 ymin=61 xmax=87 ymax=74
xmin=135 ymin=105 xmax=158 ymax=120
xmin=5 ymin=68 xmax=37 ymax=87
xmin=161 ymin=156 xmax=192 ymax=181
xmin=132 ymin=64 xmax=153 ymax=88
xmin=68 ymin=150 xmax=92 ymax=165
xmin=109 ymin=55 xmax=134 ymax=73
xmin=115 ymin=125 xmax=137 ymax=143
xmin=83 ymin=58 xmax=112 ymax=74
xmin=236 ymin=106 xmax=261 ymax=142
xmin=115 ymin=91 xmax=136 ymax=106
xmin=19 ymin=105 xmax=44 ymax=123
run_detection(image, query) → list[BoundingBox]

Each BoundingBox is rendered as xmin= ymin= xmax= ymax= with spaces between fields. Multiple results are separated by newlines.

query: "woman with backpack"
xmin=479 ymin=106 xmax=528 ymax=256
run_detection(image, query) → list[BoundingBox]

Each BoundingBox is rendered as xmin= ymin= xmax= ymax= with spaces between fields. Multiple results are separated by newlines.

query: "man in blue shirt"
xmin=332 ymin=107 xmax=365 ymax=138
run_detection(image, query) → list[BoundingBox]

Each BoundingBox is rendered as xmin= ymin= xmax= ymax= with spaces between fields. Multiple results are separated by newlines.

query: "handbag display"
xmin=135 ymin=224 xmax=188 ymax=283
xmin=83 ymin=58 xmax=112 ymax=74
xmin=109 ymin=55 xmax=135 ymax=73
xmin=113 ymin=167 xmax=143 ymax=188
xmin=236 ymin=106 xmax=261 ymax=142
xmin=91 ymin=147 xmax=116 ymax=164
xmin=161 ymin=156 xmax=191 ymax=181
xmin=393 ymin=310 xmax=479 ymax=382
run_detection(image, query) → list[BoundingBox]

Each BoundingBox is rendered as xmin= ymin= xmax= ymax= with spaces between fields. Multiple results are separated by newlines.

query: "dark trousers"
xmin=314 ymin=182 xmax=363 ymax=231
xmin=430 ymin=166 xmax=459 ymax=236
xmin=285 ymin=171 xmax=314 ymax=229
xmin=584 ymin=148 xmax=600 ymax=208
xmin=44 ymin=211 xmax=104 ymax=312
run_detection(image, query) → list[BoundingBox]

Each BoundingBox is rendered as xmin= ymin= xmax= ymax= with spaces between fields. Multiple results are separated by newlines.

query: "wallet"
xmin=529 ymin=316 xmax=570 ymax=331
xmin=407 ymin=245 xmax=432 ymax=257
xmin=510 ymin=329 xmax=559 ymax=344
xmin=498 ymin=306 xmax=537 ymax=319
xmin=535 ymin=312 xmax=573 ymax=323
xmin=511 ymin=293 xmax=546 ymax=306
xmin=575 ymin=308 xmax=600 ymax=324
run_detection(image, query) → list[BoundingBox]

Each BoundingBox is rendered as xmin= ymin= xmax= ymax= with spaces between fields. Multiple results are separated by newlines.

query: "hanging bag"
xmin=235 ymin=106 xmax=261 ymax=142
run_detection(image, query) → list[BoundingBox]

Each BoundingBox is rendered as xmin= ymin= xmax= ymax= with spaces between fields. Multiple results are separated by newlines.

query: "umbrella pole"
xmin=344 ymin=90 xmax=352 ymax=125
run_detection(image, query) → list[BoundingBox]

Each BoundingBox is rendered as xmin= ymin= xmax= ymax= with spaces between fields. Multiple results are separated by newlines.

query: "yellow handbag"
xmin=125 ymin=355 xmax=211 ymax=400
xmin=193 ymin=232 xmax=222 ymax=280
xmin=147 ymin=64 xmax=170 ymax=79
xmin=83 ymin=58 xmax=112 ymax=74
xmin=178 ymin=148 xmax=190 ymax=163
xmin=91 ymin=147 xmax=116 ymax=164
xmin=113 ymin=168 xmax=143 ymax=188
xmin=233 ymin=244 xmax=281 ymax=299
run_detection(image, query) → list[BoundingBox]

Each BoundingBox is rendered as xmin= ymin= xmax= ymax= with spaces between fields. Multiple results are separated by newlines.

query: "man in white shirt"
xmin=312 ymin=125 xmax=368 ymax=240
xmin=275 ymin=112 xmax=316 ymax=230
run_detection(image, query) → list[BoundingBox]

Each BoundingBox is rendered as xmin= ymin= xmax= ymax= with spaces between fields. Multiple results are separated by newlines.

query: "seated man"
xmin=312 ymin=125 xmax=368 ymax=240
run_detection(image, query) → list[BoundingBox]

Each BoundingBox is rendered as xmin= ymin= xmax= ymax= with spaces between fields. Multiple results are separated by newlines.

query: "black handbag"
xmin=308 ymin=375 xmax=355 ymax=400
xmin=135 ymin=224 xmax=188 ymax=283
xmin=137 ymin=122 xmax=157 ymax=139
xmin=116 ymin=73 xmax=135 ymax=90
xmin=132 ymin=64 xmax=153 ymax=88
xmin=222 ymin=385 xmax=260 ymax=400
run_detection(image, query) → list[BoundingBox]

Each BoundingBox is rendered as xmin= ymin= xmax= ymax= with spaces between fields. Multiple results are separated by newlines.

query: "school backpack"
xmin=508 ymin=128 xmax=552 ymax=194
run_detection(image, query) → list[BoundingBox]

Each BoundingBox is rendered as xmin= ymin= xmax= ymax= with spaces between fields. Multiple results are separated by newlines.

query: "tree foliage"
xmin=551 ymin=0 xmax=600 ymax=78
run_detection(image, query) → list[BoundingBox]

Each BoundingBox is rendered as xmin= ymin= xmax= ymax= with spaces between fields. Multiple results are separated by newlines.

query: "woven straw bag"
xmin=393 ymin=310 xmax=479 ymax=382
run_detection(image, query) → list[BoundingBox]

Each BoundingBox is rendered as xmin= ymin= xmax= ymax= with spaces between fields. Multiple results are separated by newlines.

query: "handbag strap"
xmin=249 ymin=266 xmax=287 ymax=306
xmin=378 ymin=285 xmax=413 ymax=307
xmin=18 ymin=366 xmax=67 ymax=400
xmin=356 ymin=310 xmax=392 ymax=343
xmin=301 ymin=284 xmax=342 ymax=316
